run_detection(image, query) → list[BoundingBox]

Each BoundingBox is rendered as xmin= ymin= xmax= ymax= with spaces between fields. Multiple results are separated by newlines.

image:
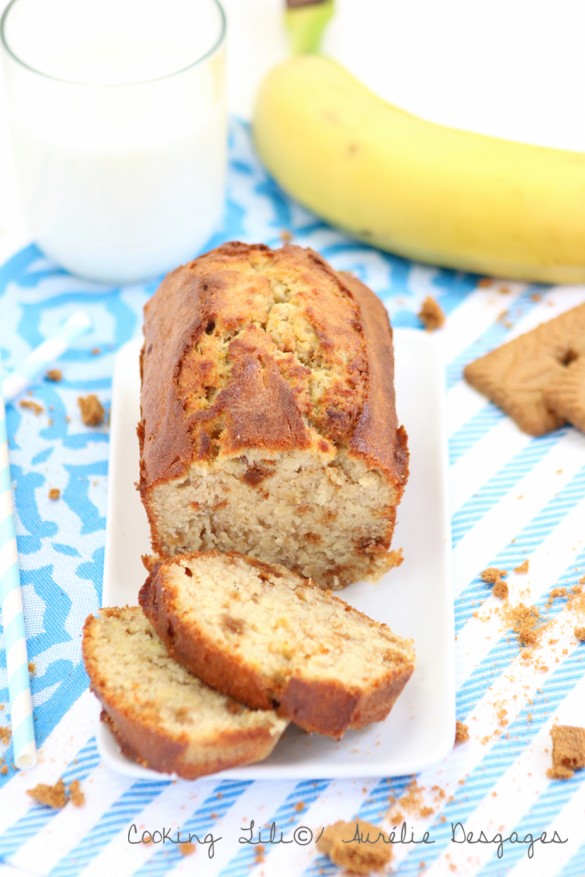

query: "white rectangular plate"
xmin=100 ymin=328 xmax=455 ymax=780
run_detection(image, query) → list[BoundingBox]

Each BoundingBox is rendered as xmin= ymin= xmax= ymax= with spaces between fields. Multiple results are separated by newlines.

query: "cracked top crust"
xmin=139 ymin=242 xmax=406 ymax=489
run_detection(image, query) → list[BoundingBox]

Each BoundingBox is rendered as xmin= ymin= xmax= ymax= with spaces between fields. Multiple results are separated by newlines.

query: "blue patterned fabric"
xmin=0 ymin=119 xmax=584 ymax=877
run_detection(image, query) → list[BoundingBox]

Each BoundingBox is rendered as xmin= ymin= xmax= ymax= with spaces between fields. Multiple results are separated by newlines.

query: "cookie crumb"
xmin=493 ymin=579 xmax=509 ymax=600
xmin=45 ymin=369 xmax=62 ymax=382
xmin=547 ymin=725 xmax=585 ymax=780
xmin=78 ymin=394 xmax=105 ymax=427
xmin=90 ymin=347 xmax=101 ymax=356
xmin=179 ymin=842 xmax=196 ymax=856
xmin=514 ymin=560 xmax=530 ymax=574
xmin=455 ymin=721 xmax=469 ymax=744
xmin=19 ymin=399 xmax=44 ymax=416
xmin=48 ymin=488 xmax=61 ymax=501
xmin=481 ymin=567 xmax=508 ymax=583
xmin=295 ymin=801 xmax=305 ymax=812
xmin=317 ymin=820 xmax=392 ymax=874
xmin=254 ymin=844 xmax=265 ymax=864
xmin=28 ymin=662 xmax=36 ymax=674
xmin=418 ymin=296 xmax=445 ymax=331
xmin=279 ymin=230 xmax=293 ymax=243
xmin=27 ymin=779 xmax=67 ymax=809
xmin=69 ymin=779 xmax=85 ymax=807
xmin=574 ymin=627 xmax=585 ymax=642
xmin=506 ymin=602 xmax=544 ymax=648
xmin=0 ymin=727 xmax=11 ymax=745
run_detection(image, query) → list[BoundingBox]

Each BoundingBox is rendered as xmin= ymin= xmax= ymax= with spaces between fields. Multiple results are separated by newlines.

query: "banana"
xmin=253 ymin=55 xmax=585 ymax=284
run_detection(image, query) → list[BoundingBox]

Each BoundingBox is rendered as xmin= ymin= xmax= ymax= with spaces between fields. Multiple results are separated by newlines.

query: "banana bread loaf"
xmin=139 ymin=551 xmax=415 ymax=739
xmin=139 ymin=242 xmax=408 ymax=588
xmin=83 ymin=606 xmax=287 ymax=778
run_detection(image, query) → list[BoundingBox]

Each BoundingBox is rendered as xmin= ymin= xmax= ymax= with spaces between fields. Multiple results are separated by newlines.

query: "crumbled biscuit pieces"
xmin=455 ymin=721 xmax=469 ymax=744
xmin=68 ymin=779 xmax=85 ymax=807
xmin=19 ymin=399 xmax=44 ymax=416
xmin=481 ymin=567 xmax=507 ymax=584
xmin=317 ymin=820 xmax=392 ymax=874
xmin=27 ymin=779 xmax=68 ymax=809
xmin=481 ymin=567 xmax=508 ymax=598
xmin=418 ymin=296 xmax=445 ymax=331
xmin=547 ymin=725 xmax=585 ymax=780
xmin=542 ymin=357 xmax=585 ymax=434
xmin=464 ymin=303 xmax=585 ymax=436
xmin=574 ymin=627 xmax=585 ymax=642
xmin=78 ymin=394 xmax=105 ymax=427
xmin=514 ymin=560 xmax=530 ymax=574
xmin=45 ymin=369 xmax=62 ymax=382
xmin=27 ymin=778 xmax=85 ymax=809
xmin=179 ymin=842 xmax=196 ymax=856
xmin=0 ymin=727 xmax=11 ymax=745
xmin=506 ymin=603 xmax=544 ymax=648
xmin=48 ymin=488 xmax=61 ymax=501
xmin=493 ymin=579 xmax=509 ymax=600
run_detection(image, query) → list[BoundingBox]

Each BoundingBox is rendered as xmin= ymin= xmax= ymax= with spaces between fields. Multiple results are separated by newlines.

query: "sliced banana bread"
xmin=139 ymin=551 xmax=415 ymax=739
xmin=83 ymin=606 xmax=287 ymax=778
xmin=139 ymin=242 xmax=408 ymax=589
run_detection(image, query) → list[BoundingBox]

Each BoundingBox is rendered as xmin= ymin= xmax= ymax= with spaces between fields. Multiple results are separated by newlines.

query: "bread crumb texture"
xmin=78 ymin=394 xmax=105 ymax=427
xmin=547 ymin=725 xmax=585 ymax=780
xmin=317 ymin=820 xmax=392 ymax=874
xmin=48 ymin=487 xmax=61 ymax=501
xmin=139 ymin=551 xmax=415 ymax=738
xmin=82 ymin=606 xmax=287 ymax=779
xmin=45 ymin=368 xmax=62 ymax=382
xmin=140 ymin=242 xmax=408 ymax=588
xmin=418 ymin=296 xmax=445 ymax=331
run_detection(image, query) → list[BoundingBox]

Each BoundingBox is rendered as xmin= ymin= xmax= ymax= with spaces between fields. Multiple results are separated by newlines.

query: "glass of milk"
xmin=0 ymin=0 xmax=226 ymax=284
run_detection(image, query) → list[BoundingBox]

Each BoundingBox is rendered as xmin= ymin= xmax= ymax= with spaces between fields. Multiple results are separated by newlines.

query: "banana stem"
xmin=285 ymin=0 xmax=335 ymax=55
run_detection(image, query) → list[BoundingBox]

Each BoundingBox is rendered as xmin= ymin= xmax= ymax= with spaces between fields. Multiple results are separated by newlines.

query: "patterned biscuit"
xmin=542 ymin=357 xmax=585 ymax=434
xmin=464 ymin=304 xmax=585 ymax=436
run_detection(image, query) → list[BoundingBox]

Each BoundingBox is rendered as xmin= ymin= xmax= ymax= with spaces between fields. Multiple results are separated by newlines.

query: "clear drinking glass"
xmin=0 ymin=0 xmax=226 ymax=284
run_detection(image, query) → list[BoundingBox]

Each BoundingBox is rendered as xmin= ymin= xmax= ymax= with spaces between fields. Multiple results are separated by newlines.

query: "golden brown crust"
xmin=139 ymin=551 xmax=415 ymax=740
xmin=82 ymin=609 xmax=285 ymax=779
xmin=339 ymin=272 xmax=408 ymax=489
xmin=138 ymin=567 xmax=279 ymax=712
xmin=139 ymin=242 xmax=407 ymax=492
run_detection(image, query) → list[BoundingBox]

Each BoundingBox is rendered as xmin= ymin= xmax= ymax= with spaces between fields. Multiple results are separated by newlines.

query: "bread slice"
xmin=139 ymin=551 xmax=415 ymax=739
xmin=82 ymin=606 xmax=287 ymax=779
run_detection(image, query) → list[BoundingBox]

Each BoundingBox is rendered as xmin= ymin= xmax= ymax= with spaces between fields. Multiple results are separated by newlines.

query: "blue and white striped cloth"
xmin=0 ymin=119 xmax=583 ymax=877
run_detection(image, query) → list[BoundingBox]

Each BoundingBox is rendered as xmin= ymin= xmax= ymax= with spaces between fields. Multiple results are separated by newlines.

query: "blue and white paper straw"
xmin=2 ymin=310 xmax=91 ymax=402
xmin=0 ymin=384 xmax=36 ymax=769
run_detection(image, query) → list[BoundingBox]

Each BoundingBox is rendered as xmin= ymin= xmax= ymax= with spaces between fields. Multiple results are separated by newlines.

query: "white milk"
xmin=2 ymin=0 xmax=227 ymax=284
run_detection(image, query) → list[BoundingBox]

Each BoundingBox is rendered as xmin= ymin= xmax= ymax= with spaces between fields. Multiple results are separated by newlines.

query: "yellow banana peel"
xmin=253 ymin=55 xmax=585 ymax=284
